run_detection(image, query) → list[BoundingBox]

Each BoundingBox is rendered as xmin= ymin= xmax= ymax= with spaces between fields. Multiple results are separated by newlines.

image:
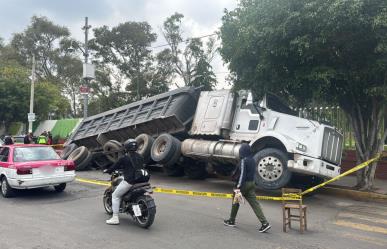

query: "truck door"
xmin=232 ymin=99 xmax=261 ymax=134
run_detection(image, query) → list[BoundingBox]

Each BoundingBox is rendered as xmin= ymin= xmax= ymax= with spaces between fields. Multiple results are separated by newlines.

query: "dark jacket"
xmin=236 ymin=144 xmax=256 ymax=188
xmin=106 ymin=152 xmax=144 ymax=185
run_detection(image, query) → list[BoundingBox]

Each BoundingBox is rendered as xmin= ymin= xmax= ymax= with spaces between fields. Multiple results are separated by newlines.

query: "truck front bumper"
xmin=287 ymin=154 xmax=340 ymax=178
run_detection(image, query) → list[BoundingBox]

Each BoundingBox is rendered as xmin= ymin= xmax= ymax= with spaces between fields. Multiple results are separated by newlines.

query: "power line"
xmin=152 ymin=33 xmax=218 ymax=49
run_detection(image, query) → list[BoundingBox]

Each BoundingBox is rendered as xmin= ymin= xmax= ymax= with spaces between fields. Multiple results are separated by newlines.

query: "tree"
xmin=90 ymin=21 xmax=170 ymax=101
xmin=220 ymin=0 xmax=387 ymax=190
xmin=162 ymin=13 xmax=217 ymax=90
xmin=11 ymin=16 xmax=70 ymax=82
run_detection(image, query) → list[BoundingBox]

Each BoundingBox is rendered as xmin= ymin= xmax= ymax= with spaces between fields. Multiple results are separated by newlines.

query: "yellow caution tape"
xmin=75 ymin=152 xmax=383 ymax=201
xmin=300 ymin=153 xmax=382 ymax=196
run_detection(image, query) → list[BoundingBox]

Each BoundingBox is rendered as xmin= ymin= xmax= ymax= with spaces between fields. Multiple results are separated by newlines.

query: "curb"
xmin=320 ymin=186 xmax=387 ymax=203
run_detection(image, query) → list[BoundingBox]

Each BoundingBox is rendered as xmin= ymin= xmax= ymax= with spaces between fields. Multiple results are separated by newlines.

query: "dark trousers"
xmin=229 ymin=181 xmax=268 ymax=224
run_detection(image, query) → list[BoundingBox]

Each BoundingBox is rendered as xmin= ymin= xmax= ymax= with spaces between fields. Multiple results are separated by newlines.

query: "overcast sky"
xmin=0 ymin=0 xmax=238 ymax=88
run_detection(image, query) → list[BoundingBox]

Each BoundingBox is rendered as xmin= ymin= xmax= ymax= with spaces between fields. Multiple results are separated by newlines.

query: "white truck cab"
xmin=183 ymin=89 xmax=343 ymax=190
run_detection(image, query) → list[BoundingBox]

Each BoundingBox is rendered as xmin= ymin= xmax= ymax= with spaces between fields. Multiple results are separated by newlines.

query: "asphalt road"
xmin=0 ymin=170 xmax=387 ymax=249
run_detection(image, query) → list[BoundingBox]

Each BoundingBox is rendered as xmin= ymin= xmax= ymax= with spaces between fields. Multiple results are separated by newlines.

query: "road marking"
xmin=340 ymin=232 xmax=387 ymax=246
xmin=76 ymin=177 xmax=110 ymax=186
xmin=339 ymin=212 xmax=387 ymax=225
xmin=335 ymin=220 xmax=387 ymax=235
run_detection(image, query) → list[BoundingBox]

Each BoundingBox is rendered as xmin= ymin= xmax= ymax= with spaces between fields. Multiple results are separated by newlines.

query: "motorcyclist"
xmin=103 ymin=139 xmax=144 ymax=225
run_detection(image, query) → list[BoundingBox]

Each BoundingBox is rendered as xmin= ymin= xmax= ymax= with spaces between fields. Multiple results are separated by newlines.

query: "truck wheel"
xmin=135 ymin=134 xmax=154 ymax=164
xmin=60 ymin=143 xmax=78 ymax=159
xmin=103 ymin=140 xmax=123 ymax=163
xmin=253 ymin=148 xmax=292 ymax=190
xmin=67 ymin=146 xmax=89 ymax=166
xmin=75 ymin=151 xmax=92 ymax=171
xmin=151 ymin=134 xmax=181 ymax=164
xmin=92 ymin=153 xmax=112 ymax=169
xmin=183 ymin=159 xmax=208 ymax=179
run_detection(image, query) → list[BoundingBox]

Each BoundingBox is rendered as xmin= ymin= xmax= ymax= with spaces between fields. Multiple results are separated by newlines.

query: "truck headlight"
xmin=296 ymin=142 xmax=307 ymax=152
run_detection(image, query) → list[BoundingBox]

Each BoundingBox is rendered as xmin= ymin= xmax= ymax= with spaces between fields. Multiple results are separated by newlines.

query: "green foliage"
xmin=162 ymin=13 xmax=217 ymax=90
xmin=90 ymin=21 xmax=170 ymax=102
xmin=220 ymin=0 xmax=387 ymax=188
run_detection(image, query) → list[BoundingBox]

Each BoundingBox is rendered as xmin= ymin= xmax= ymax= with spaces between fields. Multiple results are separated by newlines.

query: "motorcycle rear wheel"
xmin=135 ymin=195 xmax=156 ymax=229
xmin=103 ymin=189 xmax=113 ymax=215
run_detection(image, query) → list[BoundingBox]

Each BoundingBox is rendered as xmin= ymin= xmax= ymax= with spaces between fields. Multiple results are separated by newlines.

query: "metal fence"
xmin=297 ymin=107 xmax=385 ymax=149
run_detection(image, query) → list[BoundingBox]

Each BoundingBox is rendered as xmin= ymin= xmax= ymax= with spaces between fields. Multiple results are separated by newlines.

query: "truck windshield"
xmin=266 ymin=93 xmax=297 ymax=116
xmin=13 ymin=146 xmax=60 ymax=162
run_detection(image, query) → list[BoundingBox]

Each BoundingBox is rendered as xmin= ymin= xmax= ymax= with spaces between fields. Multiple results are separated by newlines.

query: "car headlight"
xmin=296 ymin=142 xmax=307 ymax=152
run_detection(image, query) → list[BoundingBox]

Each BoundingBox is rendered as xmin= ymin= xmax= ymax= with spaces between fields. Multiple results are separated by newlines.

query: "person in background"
xmin=4 ymin=136 xmax=14 ymax=145
xmin=24 ymin=132 xmax=34 ymax=144
xmin=37 ymin=133 xmax=48 ymax=144
xmin=47 ymin=131 xmax=53 ymax=145
xmin=223 ymin=143 xmax=271 ymax=233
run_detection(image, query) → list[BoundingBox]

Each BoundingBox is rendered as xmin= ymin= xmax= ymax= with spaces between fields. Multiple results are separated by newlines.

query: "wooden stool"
xmin=282 ymin=188 xmax=307 ymax=233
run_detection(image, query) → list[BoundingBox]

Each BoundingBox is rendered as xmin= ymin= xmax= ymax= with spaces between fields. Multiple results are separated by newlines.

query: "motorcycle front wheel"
xmin=103 ymin=189 xmax=113 ymax=215
xmin=135 ymin=195 xmax=156 ymax=229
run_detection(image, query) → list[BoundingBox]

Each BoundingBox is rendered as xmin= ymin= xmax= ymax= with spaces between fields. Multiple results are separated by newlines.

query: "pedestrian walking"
xmin=224 ymin=143 xmax=271 ymax=233
xmin=47 ymin=131 xmax=53 ymax=145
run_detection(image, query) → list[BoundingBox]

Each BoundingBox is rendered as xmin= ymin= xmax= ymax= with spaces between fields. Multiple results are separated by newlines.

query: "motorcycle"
xmin=103 ymin=170 xmax=156 ymax=228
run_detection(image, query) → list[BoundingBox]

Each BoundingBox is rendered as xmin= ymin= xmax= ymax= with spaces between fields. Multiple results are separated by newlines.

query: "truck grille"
xmin=321 ymin=127 xmax=343 ymax=165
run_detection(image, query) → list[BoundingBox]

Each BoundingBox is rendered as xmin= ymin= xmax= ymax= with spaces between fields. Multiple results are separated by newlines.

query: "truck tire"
xmin=60 ymin=143 xmax=78 ymax=159
xmin=151 ymin=134 xmax=181 ymax=164
xmin=75 ymin=150 xmax=92 ymax=171
xmin=183 ymin=159 xmax=208 ymax=179
xmin=67 ymin=146 xmax=89 ymax=166
xmin=253 ymin=148 xmax=292 ymax=190
xmin=91 ymin=153 xmax=112 ymax=169
xmin=135 ymin=134 xmax=154 ymax=164
xmin=103 ymin=140 xmax=123 ymax=163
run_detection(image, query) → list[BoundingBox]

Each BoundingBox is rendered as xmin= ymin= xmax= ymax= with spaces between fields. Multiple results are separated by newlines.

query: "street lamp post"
xmin=81 ymin=17 xmax=92 ymax=119
xmin=68 ymin=17 xmax=95 ymax=119
xmin=28 ymin=54 xmax=36 ymax=133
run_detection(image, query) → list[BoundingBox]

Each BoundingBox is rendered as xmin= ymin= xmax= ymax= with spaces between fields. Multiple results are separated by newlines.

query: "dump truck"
xmin=64 ymin=86 xmax=343 ymax=190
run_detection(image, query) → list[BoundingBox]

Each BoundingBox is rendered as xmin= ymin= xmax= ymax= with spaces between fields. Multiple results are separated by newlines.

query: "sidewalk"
xmin=327 ymin=175 xmax=387 ymax=195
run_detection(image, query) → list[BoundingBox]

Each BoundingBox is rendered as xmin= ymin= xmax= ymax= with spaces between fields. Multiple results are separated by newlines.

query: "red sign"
xmin=79 ymin=86 xmax=89 ymax=94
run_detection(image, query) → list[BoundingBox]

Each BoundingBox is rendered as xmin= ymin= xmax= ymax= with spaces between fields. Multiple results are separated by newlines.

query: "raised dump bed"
xmin=68 ymin=86 xmax=201 ymax=151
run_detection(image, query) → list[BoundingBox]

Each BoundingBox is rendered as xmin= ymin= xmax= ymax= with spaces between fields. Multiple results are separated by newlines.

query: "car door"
xmin=0 ymin=147 xmax=11 ymax=174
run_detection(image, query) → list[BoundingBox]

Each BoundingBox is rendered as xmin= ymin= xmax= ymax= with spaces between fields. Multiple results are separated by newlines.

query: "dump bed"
xmin=68 ymin=87 xmax=200 ymax=150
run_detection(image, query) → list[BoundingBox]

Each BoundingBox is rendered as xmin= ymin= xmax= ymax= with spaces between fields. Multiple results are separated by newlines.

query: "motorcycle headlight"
xmin=296 ymin=142 xmax=307 ymax=152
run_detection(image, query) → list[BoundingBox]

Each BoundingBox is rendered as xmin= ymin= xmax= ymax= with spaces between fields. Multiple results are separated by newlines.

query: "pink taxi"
xmin=0 ymin=144 xmax=76 ymax=197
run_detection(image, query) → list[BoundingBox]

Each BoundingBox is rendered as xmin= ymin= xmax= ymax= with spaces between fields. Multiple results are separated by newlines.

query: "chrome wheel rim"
xmin=257 ymin=156 xmax=283 ymax=181
xmin=1 ymin=179 xmax=7 ymax=195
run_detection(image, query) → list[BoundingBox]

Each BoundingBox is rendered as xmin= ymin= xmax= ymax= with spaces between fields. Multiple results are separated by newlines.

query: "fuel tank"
xmin=181 ymin=139 xmax=241 ymax=164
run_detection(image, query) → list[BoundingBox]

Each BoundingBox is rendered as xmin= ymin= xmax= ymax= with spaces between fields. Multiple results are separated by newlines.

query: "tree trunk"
xmin=348 ymin=99 xmax=385 ymax=191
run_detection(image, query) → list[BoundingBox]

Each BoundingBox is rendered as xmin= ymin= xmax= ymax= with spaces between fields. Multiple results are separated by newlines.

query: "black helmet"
xmin=123 ymin=138 xmax=137 ymax=152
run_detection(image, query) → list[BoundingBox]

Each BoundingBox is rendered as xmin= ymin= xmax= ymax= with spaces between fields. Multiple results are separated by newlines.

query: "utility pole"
xmin=82 ymin=17 xmax=91 ymax=118
xmin=28 ymin=54 xmax=36 ymax=133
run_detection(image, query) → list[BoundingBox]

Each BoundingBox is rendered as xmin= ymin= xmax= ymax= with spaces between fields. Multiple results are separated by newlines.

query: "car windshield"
xmin=13 ymin=146 xmax=60 ymax=162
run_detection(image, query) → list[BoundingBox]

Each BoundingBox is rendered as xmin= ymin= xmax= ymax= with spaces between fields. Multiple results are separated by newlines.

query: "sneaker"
xmin=258 ymin=223 xmax=271 ymax=233
xmin=106 ymin=214 xmax=120 ymax=225
xmin=223 ymin=219 xmax=236 ymax=227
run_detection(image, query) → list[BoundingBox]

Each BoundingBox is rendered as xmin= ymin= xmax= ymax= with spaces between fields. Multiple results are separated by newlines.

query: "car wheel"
xmin=253 ymin=148 xmax=292 ymax=190
xmin=135 ymin=134 xmax=154 ymax=164
xmin=54 ymin=183 xmax=66 ymax=192
xmin=1 ymin=177 xmax=15 ymax=198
